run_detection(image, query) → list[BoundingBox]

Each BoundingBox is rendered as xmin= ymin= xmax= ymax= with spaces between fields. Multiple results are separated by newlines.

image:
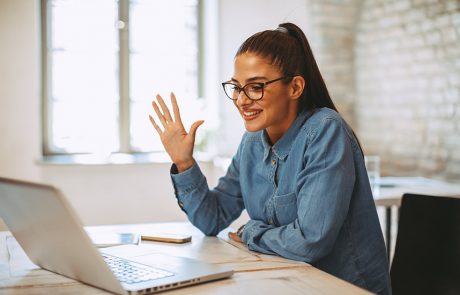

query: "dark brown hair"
xmin=236 ymin=22 xmax=337 ymax=113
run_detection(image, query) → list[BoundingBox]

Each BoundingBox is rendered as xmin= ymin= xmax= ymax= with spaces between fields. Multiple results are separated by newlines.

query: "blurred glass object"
xmin=365 ymin=155 xmax=381 ymax=197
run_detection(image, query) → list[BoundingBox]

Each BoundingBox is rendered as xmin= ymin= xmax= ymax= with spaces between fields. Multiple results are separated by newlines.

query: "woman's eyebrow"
xmin=231 ymin=76 xmax=268 ymax=83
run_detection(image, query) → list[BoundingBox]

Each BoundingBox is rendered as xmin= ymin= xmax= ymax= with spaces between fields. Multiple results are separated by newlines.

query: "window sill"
xmin=37 ymin=152 xmax=217 ymax=166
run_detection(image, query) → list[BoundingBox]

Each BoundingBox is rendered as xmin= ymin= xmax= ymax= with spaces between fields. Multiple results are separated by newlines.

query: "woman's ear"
xmin=289 ymin=76 xmax=305 ymax=100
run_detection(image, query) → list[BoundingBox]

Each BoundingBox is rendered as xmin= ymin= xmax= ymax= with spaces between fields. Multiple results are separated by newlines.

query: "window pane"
xmin=48 ymin=0 xmax=119 ymax=153
xmin=129 ymin=0 xmax=199 ymax=152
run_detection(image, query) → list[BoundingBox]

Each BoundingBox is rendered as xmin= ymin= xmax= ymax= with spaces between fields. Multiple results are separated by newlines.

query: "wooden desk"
xmin=0 ymin=222 xmax=370 ymax=294
xmin=373 ymin=177 xmax=460 ymax=259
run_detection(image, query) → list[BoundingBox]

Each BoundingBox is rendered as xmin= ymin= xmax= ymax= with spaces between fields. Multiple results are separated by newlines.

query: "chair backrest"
xmin=390 ymin=193 xmax=460 ymax=295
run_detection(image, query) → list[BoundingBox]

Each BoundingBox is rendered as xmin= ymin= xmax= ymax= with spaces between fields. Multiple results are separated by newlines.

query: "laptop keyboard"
xmin=102 ymin=254 xmax=175 ymax=285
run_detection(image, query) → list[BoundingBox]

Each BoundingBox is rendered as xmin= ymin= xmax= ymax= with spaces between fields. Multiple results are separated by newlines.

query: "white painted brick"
xmin=445 ymin=136 xmax=460 ymax=148
xmin=409 ymin=63 xmax=425 ymax=76
xmin=402 ymin=35 xmax=425 ymax=48
xmin=445 ymin=166 xmax=460 ymax=179
xmin=426 ymin=3 xmax=446 ymax=18
xmin=421 ymin=18 xmax=436 ymax=32
xmin=392 ymin=0 xmax=411 ymax=12
xmin=444 ymin=88 xmax=460 ymax=102
xmin=452 ymin=12 xmax=460 ymax=25
xmin=313 ymin=15 xmax=356 ymax=29
xmin=456 ymin=25 xmax=460 ymax=40
xmin=385 ymin=27 xmax=405 ymax=39
xmin=425 ymin=30 xmax=442 ymax=45
xmin=381 ymin=39 xmax=400 ymax=51
xmin=369 ymin=5 xmax=385 ymax=19
xmin=434 ymin=14 xmax=451 ymax=28
xmin=412 ymin=0 xmax=428 ymax=6
xmin=435 ymin=47 xmax=447 ymax=59
xmin=445 ymin=45 xmax=460 ymax=57
xmin=404 ymin=9 xmax=426 ymax=23
xmin=446 ymin=0 xmax=460 ymax=12
xmin=441 ymin=27 xmax=458 ymax=43
xmin=432 ymin=76 xmax=448 ymax=88
xmin=378 ymin=15 xmax=402 ymax=28
xmin=312 ymin=2 xmax=359 ymax=17
xmin=448 ymin=74 xmax=460 ymax=86
xmin=405 ymin=23 xmax=420 ymax=34
xmin=348 ymin=0 xmax=459 ymax=180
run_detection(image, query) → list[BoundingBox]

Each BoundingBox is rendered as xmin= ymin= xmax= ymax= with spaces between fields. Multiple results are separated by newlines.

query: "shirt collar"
xmin=261 ymin=110 xmax=313 ymax=161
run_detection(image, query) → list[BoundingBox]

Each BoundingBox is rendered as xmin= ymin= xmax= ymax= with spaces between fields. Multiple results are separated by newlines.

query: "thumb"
xmin=189 ymin=120 xmax=205 ymax=139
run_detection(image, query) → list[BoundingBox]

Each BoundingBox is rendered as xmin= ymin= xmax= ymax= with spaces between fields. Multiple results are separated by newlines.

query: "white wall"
xmin=0 ymin=0 xmax=41 ymax=182
xmin=0 ymin=0 xmax=310 ymax=231
xmin=217 ymin=0 xmax=311 ymax=156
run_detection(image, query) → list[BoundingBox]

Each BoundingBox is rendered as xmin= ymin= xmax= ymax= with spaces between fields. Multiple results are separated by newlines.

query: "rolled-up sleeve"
xmin=242 ymin=118 xmax=356 ymax=262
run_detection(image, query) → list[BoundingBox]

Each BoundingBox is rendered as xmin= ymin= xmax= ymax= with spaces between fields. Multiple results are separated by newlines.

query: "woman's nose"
xmin=235 ymin=90 xmax=252 ymax=106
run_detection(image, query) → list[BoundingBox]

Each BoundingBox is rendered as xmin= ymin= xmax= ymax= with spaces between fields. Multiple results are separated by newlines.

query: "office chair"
xmin=390 ymin=193 xmax=460 ymax=295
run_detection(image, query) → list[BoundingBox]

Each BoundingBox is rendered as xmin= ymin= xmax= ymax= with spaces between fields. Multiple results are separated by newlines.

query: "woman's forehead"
xmin=233 ymin=53 xmax=280 ymax=81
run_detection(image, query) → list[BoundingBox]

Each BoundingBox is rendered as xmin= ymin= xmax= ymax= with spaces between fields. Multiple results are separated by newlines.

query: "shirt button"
xmin=268 ymin=218 xmax=273 ymax=225
xmin=271 ymin=159 xmax=276 ymax=166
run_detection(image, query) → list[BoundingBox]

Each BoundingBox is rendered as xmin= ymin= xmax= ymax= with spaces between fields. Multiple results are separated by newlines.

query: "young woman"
xmin=149 ymin=23 xmax=391 ymax=294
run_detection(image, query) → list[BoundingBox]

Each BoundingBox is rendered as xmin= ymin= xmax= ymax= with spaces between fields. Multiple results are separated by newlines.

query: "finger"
xmin=156 ymin=94 xmax=174 ymax=124
xmin=170 ymin=92 xmax=183 ymax=124
xmin=149 ymin=115 xmax=163 ymax=134
xmin=189 ymin=120 xmax=204 ymax=139
xmin=228 ymin=232 xmax=242 ymax=243
xmin=151 ymin=100 xmax=168 ymax=128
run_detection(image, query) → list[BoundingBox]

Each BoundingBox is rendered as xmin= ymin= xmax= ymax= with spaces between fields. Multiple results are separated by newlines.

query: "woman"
xmin=149 ymin=23 xmax=391 ymax=294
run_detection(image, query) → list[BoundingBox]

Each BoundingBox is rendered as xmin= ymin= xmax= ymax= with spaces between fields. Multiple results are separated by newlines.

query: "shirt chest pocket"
xmin=273 ymin=192 xmax=297 ymax=226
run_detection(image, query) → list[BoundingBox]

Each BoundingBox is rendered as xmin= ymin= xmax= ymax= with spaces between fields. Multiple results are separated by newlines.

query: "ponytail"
xmin=278 ymin=23 xmax=338 ymax=112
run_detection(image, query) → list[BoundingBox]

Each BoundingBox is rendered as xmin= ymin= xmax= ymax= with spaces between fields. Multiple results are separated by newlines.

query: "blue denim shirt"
xmin=171 ymin=108 xmax=391 ymax=294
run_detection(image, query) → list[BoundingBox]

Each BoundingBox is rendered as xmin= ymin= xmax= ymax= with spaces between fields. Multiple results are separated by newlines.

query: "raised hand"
xmin=149 ymin=92 xmax=204 ymax=172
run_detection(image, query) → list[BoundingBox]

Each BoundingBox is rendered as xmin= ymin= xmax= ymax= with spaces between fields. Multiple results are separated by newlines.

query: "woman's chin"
xmin=244 ymin=122 xmax=263 ymax=133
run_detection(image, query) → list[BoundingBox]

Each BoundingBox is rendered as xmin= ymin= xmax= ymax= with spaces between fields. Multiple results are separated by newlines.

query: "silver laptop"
xmin=0 ymin=177 xmax=233 ymax=294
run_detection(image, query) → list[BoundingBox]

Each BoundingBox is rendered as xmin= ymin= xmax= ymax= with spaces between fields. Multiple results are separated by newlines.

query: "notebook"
xmin=0 ymin=177 xmax=233 ymax=294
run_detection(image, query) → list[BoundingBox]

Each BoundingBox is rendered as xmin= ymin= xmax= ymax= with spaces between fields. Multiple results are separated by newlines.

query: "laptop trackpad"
xmin=100 ymin=244 xmax=209 ymax=271
xmin=131 ymin=253 xmax=202 ymax=268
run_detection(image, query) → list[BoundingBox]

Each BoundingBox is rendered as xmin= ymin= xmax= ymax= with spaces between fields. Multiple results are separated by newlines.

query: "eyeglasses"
xmin=221 ymin=76 xmax=292 ymax=101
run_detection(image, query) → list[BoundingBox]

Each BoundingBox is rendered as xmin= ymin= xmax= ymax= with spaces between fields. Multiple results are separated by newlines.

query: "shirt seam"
xmin=175 ymin=174 xmax=206 ymax=195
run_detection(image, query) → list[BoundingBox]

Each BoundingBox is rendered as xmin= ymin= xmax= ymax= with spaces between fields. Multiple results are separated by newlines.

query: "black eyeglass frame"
xmin=221 ymin=76 xmax=293 ymax=101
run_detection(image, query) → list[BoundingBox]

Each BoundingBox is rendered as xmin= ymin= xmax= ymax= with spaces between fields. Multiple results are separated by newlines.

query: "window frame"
xmin=40 ymin=0 xmax=205 ymax=157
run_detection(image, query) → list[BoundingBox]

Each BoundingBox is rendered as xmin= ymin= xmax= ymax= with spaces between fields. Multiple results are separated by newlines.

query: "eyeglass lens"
xmin=223 ymin=83 xmax=264 ymax=100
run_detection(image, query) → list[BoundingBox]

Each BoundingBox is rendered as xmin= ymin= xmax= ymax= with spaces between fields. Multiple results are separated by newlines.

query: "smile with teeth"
xmin=242 ymin=110 xmax=262 ymax=120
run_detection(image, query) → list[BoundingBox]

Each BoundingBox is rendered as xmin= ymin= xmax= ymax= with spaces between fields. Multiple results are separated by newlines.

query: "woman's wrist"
xmin=175 ymin=159 xmax=196 ymax=173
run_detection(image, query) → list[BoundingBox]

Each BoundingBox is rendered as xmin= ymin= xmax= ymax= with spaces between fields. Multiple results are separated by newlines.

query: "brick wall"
xmin=353 ymin=0 xmax=460 ymax=180
xmin=308 ymin=0 xmax=362 ymax=126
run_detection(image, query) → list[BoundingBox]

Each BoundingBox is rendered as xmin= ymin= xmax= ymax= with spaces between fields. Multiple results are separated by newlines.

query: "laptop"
xmin=0 ymin=177 xmax=233 ymax=294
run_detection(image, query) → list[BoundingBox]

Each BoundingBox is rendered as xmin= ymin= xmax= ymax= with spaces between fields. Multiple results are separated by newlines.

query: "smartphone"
xmin=141 ymin=233 xmax=192 ymax=244
xmin=87 ymin=232 xmax=140 ymax=248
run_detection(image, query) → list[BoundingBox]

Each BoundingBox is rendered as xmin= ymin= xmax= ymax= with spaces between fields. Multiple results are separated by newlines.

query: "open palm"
xmin=149 ymin=93 xmax=204 ymax=172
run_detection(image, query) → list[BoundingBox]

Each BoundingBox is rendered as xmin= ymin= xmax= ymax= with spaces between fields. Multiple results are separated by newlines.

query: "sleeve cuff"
xmin=170 ymin=162 xmax=206 ymax=195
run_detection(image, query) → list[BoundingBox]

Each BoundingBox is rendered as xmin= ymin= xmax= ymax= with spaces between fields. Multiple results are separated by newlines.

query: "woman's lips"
xmin=242 ymin=110 xmax=262 ymax=121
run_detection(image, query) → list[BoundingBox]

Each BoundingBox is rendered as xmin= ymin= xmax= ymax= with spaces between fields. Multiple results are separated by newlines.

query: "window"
xmin=42 ymin=0 xmax=214 ymax=159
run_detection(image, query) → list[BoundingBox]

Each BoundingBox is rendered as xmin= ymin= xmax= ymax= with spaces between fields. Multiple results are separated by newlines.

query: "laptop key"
xmin=102 ymin=254 xmax=174 ymax=284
